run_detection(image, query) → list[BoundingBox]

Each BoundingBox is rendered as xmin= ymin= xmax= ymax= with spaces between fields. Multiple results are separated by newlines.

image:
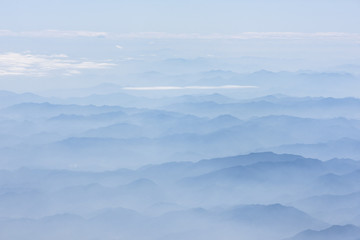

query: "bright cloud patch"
xmin=0 ymin=52 xmax=115 ymax=76
xmin=1 ymin=30 xmax=359 ymax=42
xmin=112 ymin=32 xmax=360 ymax=42
xmin=0 ymin=30 xmax=107 ymax=38
xmin=122 ymin=85 xmax=257 ymax=91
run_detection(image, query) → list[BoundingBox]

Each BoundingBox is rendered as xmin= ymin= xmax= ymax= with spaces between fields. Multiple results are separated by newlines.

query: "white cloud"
xmin=1 ymin=30 xmax=359 ymax=42
xmin=0 ymin=52 xmax=115 ymax=76
xmin=0 ymin=30 xmax=107 ymax=38
xmin=122 ymin=85 xmax=257 ymax=91
xmin=113 ymin=32 xmax=360 ymax=41
xmin=115 ymin=45 xmax=124 ymax=49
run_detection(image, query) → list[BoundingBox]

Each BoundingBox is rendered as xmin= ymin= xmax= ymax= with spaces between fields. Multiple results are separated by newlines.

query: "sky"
xmin=1 ymin=0 xmax=360 ymax=33
xmin=0 ymin=0 xmax=359 ymax=93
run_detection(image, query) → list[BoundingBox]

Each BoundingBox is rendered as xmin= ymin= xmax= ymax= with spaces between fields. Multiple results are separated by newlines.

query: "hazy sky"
xmin=1 ymin=0 xmax=359 ymax=33
xmin=0 ymin=0 xmax=359 ymax=93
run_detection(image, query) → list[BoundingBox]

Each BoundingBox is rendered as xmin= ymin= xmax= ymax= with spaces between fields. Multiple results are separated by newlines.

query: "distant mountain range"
xmin=285 ymin=224 xmax=360 ymax=240
xmin=271 ymin=138 xmax=360 ymax=160
xmin=1 ymin=96 xmax=360 ymax=168
xmin=0 ymin=151 xmax=359 ymax=239
xmin=0 ymin=89 xmax=359 ymax=239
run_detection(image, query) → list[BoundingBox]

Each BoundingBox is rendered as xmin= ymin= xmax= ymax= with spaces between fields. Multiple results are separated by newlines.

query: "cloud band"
xmin=122 ymin=85 xmax=258 ymax=91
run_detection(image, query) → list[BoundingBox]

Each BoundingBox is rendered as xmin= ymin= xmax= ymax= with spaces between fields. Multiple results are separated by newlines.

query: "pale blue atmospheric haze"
xmin=0 ymin=1 xmax=360 ymax=240
xmin=1 ymin=0 xmax=360 ymax=33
